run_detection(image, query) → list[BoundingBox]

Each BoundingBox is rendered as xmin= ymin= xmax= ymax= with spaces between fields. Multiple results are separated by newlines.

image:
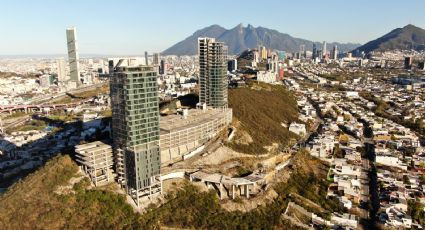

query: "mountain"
xmin=356 ymin=24 xmax=425 ymax=53
xmin=162 ymin=23 xmax=361 ymax=55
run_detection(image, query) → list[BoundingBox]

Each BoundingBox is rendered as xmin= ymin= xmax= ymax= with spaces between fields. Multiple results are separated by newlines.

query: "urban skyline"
xmin=2 ymin=1 xmax=425 ymax=229
xmin=1 ymin=0 xmax=425 ymax=55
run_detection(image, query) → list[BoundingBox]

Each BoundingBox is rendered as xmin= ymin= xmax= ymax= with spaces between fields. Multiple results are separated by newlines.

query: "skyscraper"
xmin=153 ymin=53 xmax=160 ymax=65
xmin=56 ymin=58 xmax=67 ymax=83
xmin=198 ymin=37 xmax=228 ymax=108
xmin=322 ymin=41 xmax=327 ymax=58
xmin=160 ymin=59 xmax=166 ymax=75
xmin=312 ymin=43 xmax=317 ymax=60
xmin=300 ymin=45 xmax=305 ymax=59
xmin=110 ymin=65 xmax=161 ymax=206
xmin=144 ymin=51 xmax=149 ymax=65
xmin=66 ymin=27 xmax=80 ymax=86
xmin=332 ymin=45 xmax=338 ymax=60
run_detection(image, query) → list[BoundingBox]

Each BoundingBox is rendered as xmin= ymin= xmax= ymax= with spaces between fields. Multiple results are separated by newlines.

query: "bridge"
xmin=0 ymin=102 xmax=82 ymax=114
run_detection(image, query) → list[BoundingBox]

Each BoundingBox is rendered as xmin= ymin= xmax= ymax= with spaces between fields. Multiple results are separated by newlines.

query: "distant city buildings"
xmin=110 ymin=65 xmax=162 ymax=206
xmin=198 ymin=37 xmax=228 ymax=108
xmin=66 ymin=27 xmax=80 ymax=87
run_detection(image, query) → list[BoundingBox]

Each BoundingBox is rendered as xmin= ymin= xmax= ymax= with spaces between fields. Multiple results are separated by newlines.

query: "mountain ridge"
xmin=355 ymin=24 xmax=425 ymax=53
xmin=163 ymin=24 xmax=361 ymax=55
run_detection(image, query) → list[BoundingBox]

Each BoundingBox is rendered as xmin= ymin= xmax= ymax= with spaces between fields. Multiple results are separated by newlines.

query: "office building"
xmin=300 ymin=45 xmax=305 ymax=59
xmin=144 ymin=51 xmax=149 ymax=65
xmin=312 ymin=43 xmax=317 ymax=59
xmin=110 ymin=65 xmax=161 ymax=206
xmin=153 ymin=53 xmax=160 ymax=65
xmin=322 ymin=41 xmax=327 ymax=58
xmin=404 ymin=57 xmax=413 ymax=69
xmin=332 ymin=45 xmax=338 ymax=60
xmin=198 ymin=37 xmax=228 ymax=108
xmin=228 ymin=59 xmax=237 ymax=72
xmin=278 ymin=51 xmax=286 ymax=61
xmin=259 ymin=46 xmax=267 ymax=60
xmin=56 ymin=59 xmax=67 ymax=83
xmin=160 ymin=60 xmax=166 ymax=75
xmin=66 ymin=27 xmax=80 ymax=86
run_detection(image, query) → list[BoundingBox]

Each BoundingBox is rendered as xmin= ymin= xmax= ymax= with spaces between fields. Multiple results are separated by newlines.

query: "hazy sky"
xmin=1 ymin=0 xmax=424 ymax=55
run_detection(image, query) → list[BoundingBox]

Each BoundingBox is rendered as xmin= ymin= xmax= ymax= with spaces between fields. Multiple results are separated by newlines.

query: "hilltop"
xmin=227 ymin=81 xmax=300 ymax=154
xmin=356 ymin=24 xmax=425 ymax=53
xmin=163 ymin=24 xmax=360 ymax=55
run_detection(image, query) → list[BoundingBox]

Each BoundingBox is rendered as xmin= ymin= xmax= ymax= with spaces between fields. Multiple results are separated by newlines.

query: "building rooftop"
xmin=159 ymin=108 xmax=231 ymax=135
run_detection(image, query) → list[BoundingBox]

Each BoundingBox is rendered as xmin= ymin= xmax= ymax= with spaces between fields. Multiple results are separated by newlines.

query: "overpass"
xmin=0 ymin=102 xmax=82 ymax=114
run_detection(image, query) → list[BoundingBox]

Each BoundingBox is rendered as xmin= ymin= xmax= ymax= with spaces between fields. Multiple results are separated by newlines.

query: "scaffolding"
xmin=75 ymin=141 xmax=113 ymax=186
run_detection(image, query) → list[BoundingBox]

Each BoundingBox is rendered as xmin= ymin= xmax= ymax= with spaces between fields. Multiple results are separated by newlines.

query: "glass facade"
xmin=111 ymin=66 xmax=161 ymax=191
xmin=198 ymin=37 xmax=228 ymax=108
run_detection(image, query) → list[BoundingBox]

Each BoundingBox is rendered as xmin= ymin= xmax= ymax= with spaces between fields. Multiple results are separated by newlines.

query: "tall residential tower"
xmin=66 ymin=27 xmax=80 ymax=87
xmin=110 ymin=65 xmax=161 ymax=206
xmin=198 ymin=37 xmax=228 ymax=108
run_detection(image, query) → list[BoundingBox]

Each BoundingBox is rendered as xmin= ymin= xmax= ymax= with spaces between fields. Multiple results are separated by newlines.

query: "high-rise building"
xmin=227 ymin=59 xmax=237 ymax=72
xmin=153 ymin=53 xmax=160 ymax=65
xmin=259 ymin=46 xmax=267 ymax=60
xmin=404 ymin=56 xmax=413 ymax=69
xmin=66 ymin=27 xmax=80 ymax=86
xmin=160 ymin=59 xmax=166 ymax=75
xmin=322 ymin=41 xmax=327 ymax=58
xmin=312 ymin=43 xmax=317 ymax=59
xmin=300 ymin=45 xmax=305 ymax=58
xmin=144 ymin=51 xmax=149 ymax=65
xmin=110 ymin=65 xmax=161 ymax=206
xmin=198 ymin=37 xmax=228 ymax=108
xmin=332 ymin=45 xmax=338 ymax=60
xmin=56 ymin=58 xmax=67 ymax=83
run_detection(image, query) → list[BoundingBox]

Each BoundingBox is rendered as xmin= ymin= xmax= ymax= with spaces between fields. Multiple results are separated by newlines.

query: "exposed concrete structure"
xmin=75 ymin=141 xmax=113 ymax=186
xmin=160 ymin=107 xmax=232 ymax=164
xmin=189 ymin=171 xmax=258 ymax=200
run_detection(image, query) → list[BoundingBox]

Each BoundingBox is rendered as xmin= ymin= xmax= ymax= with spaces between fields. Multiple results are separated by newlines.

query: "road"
xmin=30 ymin=82 xmax=107 ymax=105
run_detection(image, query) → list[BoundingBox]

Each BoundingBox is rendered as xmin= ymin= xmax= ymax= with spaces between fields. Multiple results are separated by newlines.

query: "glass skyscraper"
xmin=66 ymin=27 xmax=80 ymax=86
xmin=198 ymin=37 xmax=228 ymax=108
xmin=110 ymin=65 xmax=161 ymax=205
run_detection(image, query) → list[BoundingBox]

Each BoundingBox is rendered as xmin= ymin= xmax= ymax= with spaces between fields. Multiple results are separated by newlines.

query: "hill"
xmin=0 ymin=155 xmax=140 ymax=229
xmin=227 ymin=81 xmax=300 ymax=154
xmin=163 ymin=23 xmax=360 ymax=55
xmin=356 ymin=24 xmax=425 ymax=53
xmin=0 ymin=151 xmax=340 ymax=229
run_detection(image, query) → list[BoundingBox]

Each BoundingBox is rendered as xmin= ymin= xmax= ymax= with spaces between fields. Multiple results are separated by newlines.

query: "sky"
xmin=1 ymin=0 xmax=424 ymax=55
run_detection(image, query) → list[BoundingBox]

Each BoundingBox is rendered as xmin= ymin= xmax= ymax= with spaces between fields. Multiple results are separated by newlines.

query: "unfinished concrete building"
xmin=160 ymin=107 xmax=232 ymax=164
xmin=75 ymin=141 xmax=113 ymax=186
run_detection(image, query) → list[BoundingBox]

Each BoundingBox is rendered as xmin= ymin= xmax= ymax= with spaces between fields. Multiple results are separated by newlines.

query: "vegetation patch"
xmin=227 ymin=81 xmax=299 ymax=154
